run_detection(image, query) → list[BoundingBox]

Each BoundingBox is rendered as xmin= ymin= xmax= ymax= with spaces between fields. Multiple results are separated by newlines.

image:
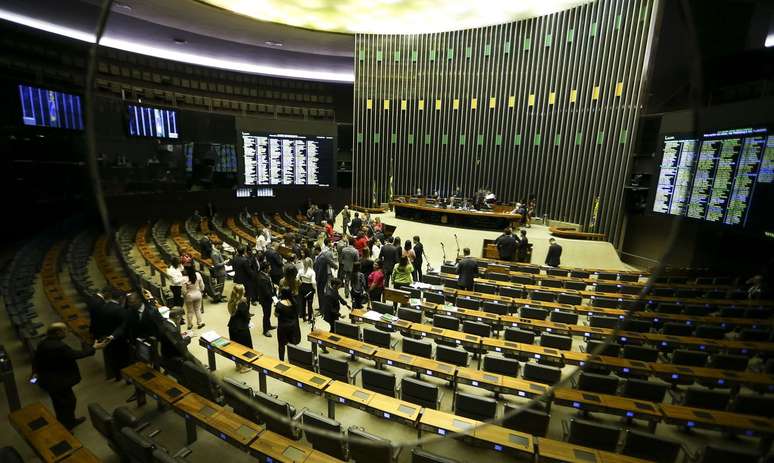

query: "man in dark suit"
xmin=231 ymin=246 xmax=257 ymax=304
xmin=349 ymin=212 xmax=363 ymax=236
xmin=33 ymin=323 xmax=107 ymax=429
xmin=89 ymin=290 xmax=127 ymax=381
xmin=517 ymin=229 xmax=530 ymax=263
xmin=495 ymin=228 xmax=518 ymax=261
xmin=545 ymin=238 xmax=563 ymax=267
xmin=412 ymin=236 xmax=424 ymax=282
xmin=314 ymin=240 xmax=338 ymax=313
xmin=379 ymin=237 xmax=400 ymax=286
xmin=265 ymin=243 xmax=285 ymax=285
xmin=456 ymin=248 xmax=479 ymax=291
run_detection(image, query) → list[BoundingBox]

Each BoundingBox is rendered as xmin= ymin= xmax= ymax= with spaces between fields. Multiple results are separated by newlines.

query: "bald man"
xmin=32 ymin=323 xmax=107 ymax=429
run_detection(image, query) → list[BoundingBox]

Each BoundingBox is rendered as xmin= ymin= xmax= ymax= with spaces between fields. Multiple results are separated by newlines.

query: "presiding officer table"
xmin=391 ymin=201 xmax=521 ymax=230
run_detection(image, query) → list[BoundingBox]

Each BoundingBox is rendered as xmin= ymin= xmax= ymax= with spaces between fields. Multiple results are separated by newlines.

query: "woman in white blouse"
xmin=165 ymin=256 xmax=185 ymax=307
xmin=297 ymin=257 xmax=316 ymax=323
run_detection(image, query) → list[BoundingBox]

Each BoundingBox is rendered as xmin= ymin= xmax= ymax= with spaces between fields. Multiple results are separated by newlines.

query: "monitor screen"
xmin=213 ymin=144 xmax=238 ymax=173
xmin=128 ymin=104 xmax=179 ymax=139
xmin=240 ymin=132 xmax=334 ymax=186
xmin=653 ymin=127 xmax=774 ymax=227
xmin=18 ymin=84 xmax=84 ymax=130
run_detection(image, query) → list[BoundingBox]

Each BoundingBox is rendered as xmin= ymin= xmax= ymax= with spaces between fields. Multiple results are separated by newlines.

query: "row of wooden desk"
xmin=348 ymin=309 xmax=774 ymax=392
xmin=41 ymin=243 xmax=92 ymax=343
xmin=169 ymin=222 xmax=213 ymax=268
xmin=94 ymin=236 xmax=133 ymax=293
xmin=135 ymin=224 xmax=170 ymax=285
xmin=309 ymin=329 xmax=774 ymax=452
xmin=121 ymin=361 xmax=343 ymax=463
xmin=9 ymin=403 xmax=100 ymax=463
xmin=196 ymin=335 xmax=657 ymax=462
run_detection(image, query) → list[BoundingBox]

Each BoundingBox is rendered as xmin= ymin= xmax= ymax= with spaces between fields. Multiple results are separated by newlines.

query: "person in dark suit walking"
xmin=545 ymin=238 xmax=563 ymax=267
xmin=517 ymin=229 xmax=530 ymax=263
xmin=456 ymin=248 xmax=479 ymax=291
xmin=412 ymin=236 xmax=425 ymax=282
xmin=495 ymin=228 xmax=518 ymax=261
xmin=33 ymin=323 xmax=108 ymax=429
xmin=231 ymin=247 xmax=257 ymax=304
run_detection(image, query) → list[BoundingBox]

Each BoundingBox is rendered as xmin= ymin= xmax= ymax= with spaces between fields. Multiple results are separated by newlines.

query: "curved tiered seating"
xmin=40 ymin=242 xmax=92 ymax=343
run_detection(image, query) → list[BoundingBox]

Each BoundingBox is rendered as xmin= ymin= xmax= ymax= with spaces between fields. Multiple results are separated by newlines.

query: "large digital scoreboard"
xmin=241 ymin=132 xmax=334 ymax=187
xmin=653 ymin=127 xmax=774 ymax=227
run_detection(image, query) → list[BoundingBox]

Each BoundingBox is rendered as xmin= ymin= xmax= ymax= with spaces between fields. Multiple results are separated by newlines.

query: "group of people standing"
xmin=494 ymin=227 xmax=563 ymax=267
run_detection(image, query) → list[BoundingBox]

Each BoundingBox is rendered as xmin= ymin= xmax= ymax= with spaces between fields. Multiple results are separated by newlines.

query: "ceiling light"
xmin=172 ymin=37 xmax=188 ymax=44
xmin=0 ymin=8 xmax=354 ymax=82
xmin=203 ymin=0 xmax=593 ymax=34
xmin=264 ymin=41 xmax=284 ymax=47
xmin=113 ymin=3 xmax=133 ymax=11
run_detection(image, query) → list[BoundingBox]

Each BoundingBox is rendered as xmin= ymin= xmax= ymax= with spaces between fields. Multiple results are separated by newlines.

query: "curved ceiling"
xmin=199 ymin=0 xmax=593 ymax=34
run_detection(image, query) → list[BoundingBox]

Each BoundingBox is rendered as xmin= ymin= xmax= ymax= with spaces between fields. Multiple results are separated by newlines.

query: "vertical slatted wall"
xmin=352 ymin=0 xmax=657 ymax=244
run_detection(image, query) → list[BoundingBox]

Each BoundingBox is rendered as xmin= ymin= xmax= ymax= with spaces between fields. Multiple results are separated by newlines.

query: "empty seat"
xmin=361 ymin=324 xmax=392 ymax=347
xmin=739 ymin=329 xmax=771 ymax=342
xmin=684 ymin=305 xmax=714 ymax=316
xmin=541 ymin=279 xmax=564 ymax=288
xmin=433 ymin=314 xmax=459 ymax=331
xmin=570 ymin=270 xmax=591 ymax=279
xmin=223 ymin=377 xmax=259 ymax=423
xmin=361 ymin=367 xmax=396 ymax=397
xmin=523 ymin=363 xmax=561 ymax=385
xmin=620 ymin=299 xmax=646 ymax=311
xmin=88 ymin=403 xmax=119 ymax=453
xmin=318 ymin=354 xmax=352 ymax=383
xmin=398 ymin=307 xmax=423 ymax=323
xmin=421 ymin=274 xmax=442 ymax=286
xmin=335 ymin=321 xmax=361 ymax=340
xmin=152 ymin=448 xmax=189 ymax=463
xmin=456 ymin=296 xmax=481 ymax=309
xmin=302 ymin=411 xmax=347 ymax=460
xmin=455 ymin=391 xmax=498 ymax=423
xmin=577 ymin=371 xmax=619 ymax=395
xmin=619 ymin=285 xmax=641 ymax=295
xmin=622 ymin=429 xmax=681 ymax=463
xmin=618 ymin=274 xmax=640 ymax=282
xmin=540 ymin=334 xmax=572 ymax=351
xmin=401 ymin=377 xmax=441 ymax=409
xmin=550 ymin=310 xmax=579 ymax=325
xmin=483 ymin=355 xmax=520 ymax=377
xmin=499 ymin=286 xmax=524 ymax=299
xmin=732 ymin=394 xmax=774 ymax=418
xmin=595 ymin=283 xmax=621 ymax=293
xmin=474 ymin=283 xmax=497 ymax=295
xmin=372 ymin=301 xmax=396 ymax=314
xmin=709 ymin=353 xmax=748 ymax=371
xmin=486 ymin=272 xmax=511 ymax=282
xmin=521 ymin=306 xmax=549 ymax=320
xmin=557 ymin=292 xmax=583 ymax=305
xmin=181 ymin=360 xmax=222 ymax=404
xmin=254 ymin=391 xmax=300 ymax=439
xmin=411 ymin=448 xmax=460 ymax=463
xmin=286 ymin=344 xmax=315 ymax=371
xmin=621 ymin=378 xmax=668 ymax=402
xmin=672 ymin=349 xmax=708 ymax=367
xmin=531 ymin=291 xmax=557 ymax=302
xmin=402 ymin=338 xmax=432 ymax=358
xmin=589 ymin=315 xmax=619 ymax=329
xmin=546 ymin=268 xmax=569 ymax=277
xmin=700 ymin=445 xmax=760 ymax=463
xmin=347 ymin=426 xmax=397 ymax=463
xmin=596 ymin=272 xmax=618 ymax=281
xmin=662 ymin=322 xmax=693 ymax=337
xmin=120 ymin=427 xmax=155 ymax=463
xmin=482 ymin=301 xmax=509 ymax=316
xmin=503 ymin=404 xmax=550 ymax=437
xmin=658 ymin=303 xmax=683 ymax=314
xmin=652 ymin=287 xmax=676 ymax=297
xmin=623 ymin=345 xmax=658 ymax=362
xmin=591 ymin=297 xmax=620 ymax=308
xmin=424 ymin=291 xmax=445 ymax=305
xmin=504 ymin=327 xmax=535 ymax=344
xmin=435 ymin=345 xmax=468 ymax=366
xmin=585 ymin=340 xmax=621 ymax=357
xmin=694 ymin=325 xmax=726 ymax=340
xmin=744 ymin=308 xmax=770 ymax=319
xmin=515 ymin=265 xmax=540 ymax=274
xmin=683 ymin=387 xmax=730 ymax=411
xmin=619 ymin=319 xmax=650 ymax=333
xmin=567 ymin=418 xmax=621 ymax=452
xmin=720 ymin=307 xmax=745 ymax=318
xmin=463 ymin=320 xmax=491 ymax=338
xmin=511 ymin=275 xmax=535 ymax=285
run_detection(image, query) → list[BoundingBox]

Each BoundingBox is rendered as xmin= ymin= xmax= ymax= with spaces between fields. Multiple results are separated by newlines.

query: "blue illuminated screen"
xmin=128 ymin=104 xmax=178 ymax=139
xmin=18 ymin=84 xmax=84 ymax=130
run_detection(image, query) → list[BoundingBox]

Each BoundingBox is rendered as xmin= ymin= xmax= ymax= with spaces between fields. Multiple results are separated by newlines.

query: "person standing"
xmin=545 ymin=238 xmax=563 ymax=267
xmin=517 ymin=229 xmax=530 ymax=263
xmin=341 ymin=206 xmax=351 ymax=234
xmin=232 ymin=247 xmax=257 ymax=305
xmin=354 ymin=231 xmax=369 ymax=255
xmin=89 ymin=290 xmax=126 ymax=381
xmin=165 ymin=256 xmax=185 ymax=307
xmin=209 ymin=243 xmax=226 ymax=303
xmin=321 ymin=278 xmax=349 ymax=333
xmin=359 ymin=247 xmax=374 ymax=281
xmin=33 ymin=323 xmax=107 ymax=429
xmin=256 ymin=263 xmax=276 ymax=337
xmin=367 ymin=261 xmax=385 ymax=303
xmin=227 ymin=284 xmax=252 ymax=373
xmin=456 ymin=248 xmax=479 ymax=291
xmin=379 ymin=237 xmax=400 ymax=286
xmin=412 ymin=236 xmax=425 ymax=282
xmin=402 ymin=240 xmax=416 ymax=276
xmin=349 ymin=212 xmax=363 ymax=236
xmin=391 ymin=256 xmax=414 ymax=288
xmin=275 ymin=288 xmax=301 ymax=361
xmin=313 ymin=240 xmax=338 ymax=311
xmin=325 ymin=204 xmax=336 ymax=223
xmin=338 ymin=238 xmax=359 ymax=298
xmin=278 ymin=264 xmax=301 ymax=317
xmin=324 ymin=220 xmax=335 ymax=240
xmin=255 ymin=227 xmax=268 ymax=253
xmin=265 ymin=243 xmax=285 ymax=285
xmin=495 ymin=228 xmax=518 ymax=261
xmin=297 ymin=257 xmax=316 ymax=323
xmin=350 ymin=262 xmax=367 ymax=309
xmin=182 ymin=265 xmax=205 ymax=329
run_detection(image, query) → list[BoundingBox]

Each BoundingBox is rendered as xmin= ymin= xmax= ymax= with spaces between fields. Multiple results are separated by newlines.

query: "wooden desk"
xmin=9 ymin=403 xmax=82 ymax=463
xmin=392 ymin=202 xmax=521 ymax=230
xmin=249 ymin=430 xmax=314 ymax=462
xmin=410 ymin=323 xmax=481 ymax=350
xmin=418 ymin=408 xmax=479 ymax=437
xmin=472 ymin=423 xmax=534 ymax=458
xmin=366 ymin=393 xmax=422 ymax=426
xmin=551 ymin=389 xmax=661 ymax=431
xmin=252 ymin=355 xmax=332 ymax=395
xmin=205 ymin=408 xmax=263 ymax=450
xmin=308 ymin=331 xmax=378 ymax=359
xmin=60 ymin=448 xmax=100 ymax=463
xmin=200 ymin=336 xmax=264 ymax=371
xmin=537 ymin=437 xmax=602 ymax=463
xmin=372 ymin=347 xmax=458 ymax=381
xmin=456 ymin=366 xmax=548 ymax=399
xmin=122 ymin=361 xmax=190 ymax=407
xmin=174 ymin=394 xmax=225 ymax=444
xmin=660 ymin=403 xmax=774 ymax=438
xmin=349 ymin=309 xmax=413 ymax=331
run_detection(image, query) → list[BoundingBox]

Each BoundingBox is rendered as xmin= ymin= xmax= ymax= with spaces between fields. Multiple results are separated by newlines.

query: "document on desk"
xmin=201 ymin=330 xmax=221 ymax=343
xmin=362 ymin=310 xmax=382 ymax=321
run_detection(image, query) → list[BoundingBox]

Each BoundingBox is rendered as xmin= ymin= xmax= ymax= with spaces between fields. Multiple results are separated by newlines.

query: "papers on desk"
xmin=362 ymin=310 xmax=382 ymax=321
xmin=409 ymin=298 xmax=422 ymax=307
xmin=443 ymin=303 xmax=457 ymax=311
xmin=412 ymin=282 xmax=432 ymax=290
xmin=201 ymin=330 xmax=221 ymax=343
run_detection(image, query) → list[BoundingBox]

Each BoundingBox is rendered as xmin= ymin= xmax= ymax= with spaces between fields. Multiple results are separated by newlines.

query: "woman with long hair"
xmin=275 ymin=287 xmax=300 ymax=361
xmin=297 ymin=257 xmax=316 ymax=323
xmin=182 ymin=265 xmax=205 ymax=329
xmin=227 ymin=284 xmax=252 ymax=373
xmin=391 ymin=255 xmax=414 ymax=288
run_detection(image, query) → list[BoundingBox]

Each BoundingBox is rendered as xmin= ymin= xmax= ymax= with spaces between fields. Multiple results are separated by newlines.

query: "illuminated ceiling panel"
xmin=200 ymin=0 xmax=594 ymax=34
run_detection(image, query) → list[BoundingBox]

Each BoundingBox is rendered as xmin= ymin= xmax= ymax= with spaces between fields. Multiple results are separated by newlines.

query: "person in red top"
xmin=367 ymin=261 xmax=385 ymax=302
xmin=324 ymin=220 xmax=335 ymax=240
xmin=354 ymin=231 xmax=368 ymax=255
